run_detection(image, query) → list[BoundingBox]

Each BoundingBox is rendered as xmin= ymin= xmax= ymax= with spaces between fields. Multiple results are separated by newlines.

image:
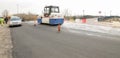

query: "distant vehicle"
xmin=37 ymin=6 xmax=64 ymax=25
xmin=9 ymin=16 xmax=22 ymax=27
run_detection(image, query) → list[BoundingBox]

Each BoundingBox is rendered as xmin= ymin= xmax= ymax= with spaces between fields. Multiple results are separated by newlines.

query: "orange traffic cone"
xmin=58 ymin=24 xmax=61 ymax=32
xmin=34 ymin=24 xmax=36 ymax=26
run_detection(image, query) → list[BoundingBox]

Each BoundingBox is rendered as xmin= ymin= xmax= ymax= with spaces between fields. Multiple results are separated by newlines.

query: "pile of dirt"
xmin=111 ymin=21 xmax=120 ymax=28
xmin=104 ymin=18 xmax=120 ymax=22
xmin=0 ymin=26 xmax=13 ymax=58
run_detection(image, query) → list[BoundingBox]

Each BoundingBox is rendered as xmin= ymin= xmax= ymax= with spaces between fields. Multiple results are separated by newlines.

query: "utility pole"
xmin=83 ymin=10 xmax=85 ymax=17
xmin=110 ymin=10 xmax=112 ymax=16
xmin=17 ymin=4 xmax=19 ymax=14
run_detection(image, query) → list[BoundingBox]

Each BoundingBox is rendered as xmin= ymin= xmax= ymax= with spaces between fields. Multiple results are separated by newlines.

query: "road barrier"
xmin=82 ymin=18 xmax=86 ymax=23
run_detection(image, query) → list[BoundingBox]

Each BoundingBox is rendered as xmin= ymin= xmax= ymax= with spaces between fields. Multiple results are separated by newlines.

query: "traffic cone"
xmin=58 ymin=24 xmax=61 ymax=32
xmin=34 ymin=24 xmax=36 ymax=26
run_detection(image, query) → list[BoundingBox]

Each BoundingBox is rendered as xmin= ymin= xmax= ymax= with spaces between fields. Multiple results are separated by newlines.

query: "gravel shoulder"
xmin=0 ymin=25 xmax=13 ymax=58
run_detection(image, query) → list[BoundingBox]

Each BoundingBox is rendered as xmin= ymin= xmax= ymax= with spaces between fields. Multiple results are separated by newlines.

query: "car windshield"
xmin=51 ymin=7 xmax=59 ymax=13
xmin=10 ymin=18 xmax=21 ymax=21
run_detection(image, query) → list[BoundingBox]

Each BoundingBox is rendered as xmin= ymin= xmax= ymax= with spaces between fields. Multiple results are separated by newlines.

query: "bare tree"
xmin=63 ymin=9 xmax=73 ymax=20
xmin=63 ymin=9 xmax=71 ymax=17
xmin=64 ymin=9 xmax=69 ymax=16
xmin=2 ymin=10 xmax=9 ymax=17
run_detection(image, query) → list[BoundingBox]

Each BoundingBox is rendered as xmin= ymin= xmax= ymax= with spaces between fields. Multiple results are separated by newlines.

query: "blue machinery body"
xmin=37 ymin=18 xmax=64 ymax=25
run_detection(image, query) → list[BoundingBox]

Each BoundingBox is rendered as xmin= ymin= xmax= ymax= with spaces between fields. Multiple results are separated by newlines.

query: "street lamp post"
xmin=99 ymin=11 xmax=102 ymax=18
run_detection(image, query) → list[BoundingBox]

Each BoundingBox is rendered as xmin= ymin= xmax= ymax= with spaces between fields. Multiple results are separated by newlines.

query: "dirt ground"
xmin=92 ymin=21 xmax=120 ymax=28
xmin=0 ymin=25 xmax=13 ymax=58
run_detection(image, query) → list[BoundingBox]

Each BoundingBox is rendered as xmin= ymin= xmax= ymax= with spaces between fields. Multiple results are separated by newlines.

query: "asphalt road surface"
xmin=11 ymin=23 xmax=120 ymax=58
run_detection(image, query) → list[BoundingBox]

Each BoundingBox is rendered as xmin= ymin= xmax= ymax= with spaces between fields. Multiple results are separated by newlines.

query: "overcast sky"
xmin=0 ymin=0 xmax=120 ymax=16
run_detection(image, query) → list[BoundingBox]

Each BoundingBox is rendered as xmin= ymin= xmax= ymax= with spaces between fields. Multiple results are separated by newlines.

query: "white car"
xmin=9 ymin=16 xmax=22 ymax=27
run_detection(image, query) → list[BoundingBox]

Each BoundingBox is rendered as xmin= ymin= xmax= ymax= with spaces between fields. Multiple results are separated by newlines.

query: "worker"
xmin=34 ymin=15 xmax=38 ymax=26
xmin=0 ymin=17 xmax=4 ymax=26
xmin=4 ymin=17 xmax=8 ymax=24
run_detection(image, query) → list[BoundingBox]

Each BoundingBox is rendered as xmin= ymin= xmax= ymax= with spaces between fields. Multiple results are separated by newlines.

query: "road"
xmin=11 ymin=23 xmax=120 ymax=58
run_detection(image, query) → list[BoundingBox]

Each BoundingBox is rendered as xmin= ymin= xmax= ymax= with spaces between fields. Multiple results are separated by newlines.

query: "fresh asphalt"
xmin=10 ymin=23 xmax=120 ymax=58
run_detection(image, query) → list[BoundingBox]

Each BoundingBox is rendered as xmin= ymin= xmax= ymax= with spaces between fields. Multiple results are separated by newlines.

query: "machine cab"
xmin=44 ymin=6 xmax=60 ymax=17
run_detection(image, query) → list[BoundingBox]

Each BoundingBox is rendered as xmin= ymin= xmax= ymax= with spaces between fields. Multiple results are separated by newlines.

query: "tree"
xmin=63 ymin=9 xmax=71 ymax=17
xmin=2 ymin=10 xmax=9 ymax=17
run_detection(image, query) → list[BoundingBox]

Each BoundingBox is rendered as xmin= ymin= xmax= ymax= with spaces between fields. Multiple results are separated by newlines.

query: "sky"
xmin=0 ymin=0 xmax=120 ymax=16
